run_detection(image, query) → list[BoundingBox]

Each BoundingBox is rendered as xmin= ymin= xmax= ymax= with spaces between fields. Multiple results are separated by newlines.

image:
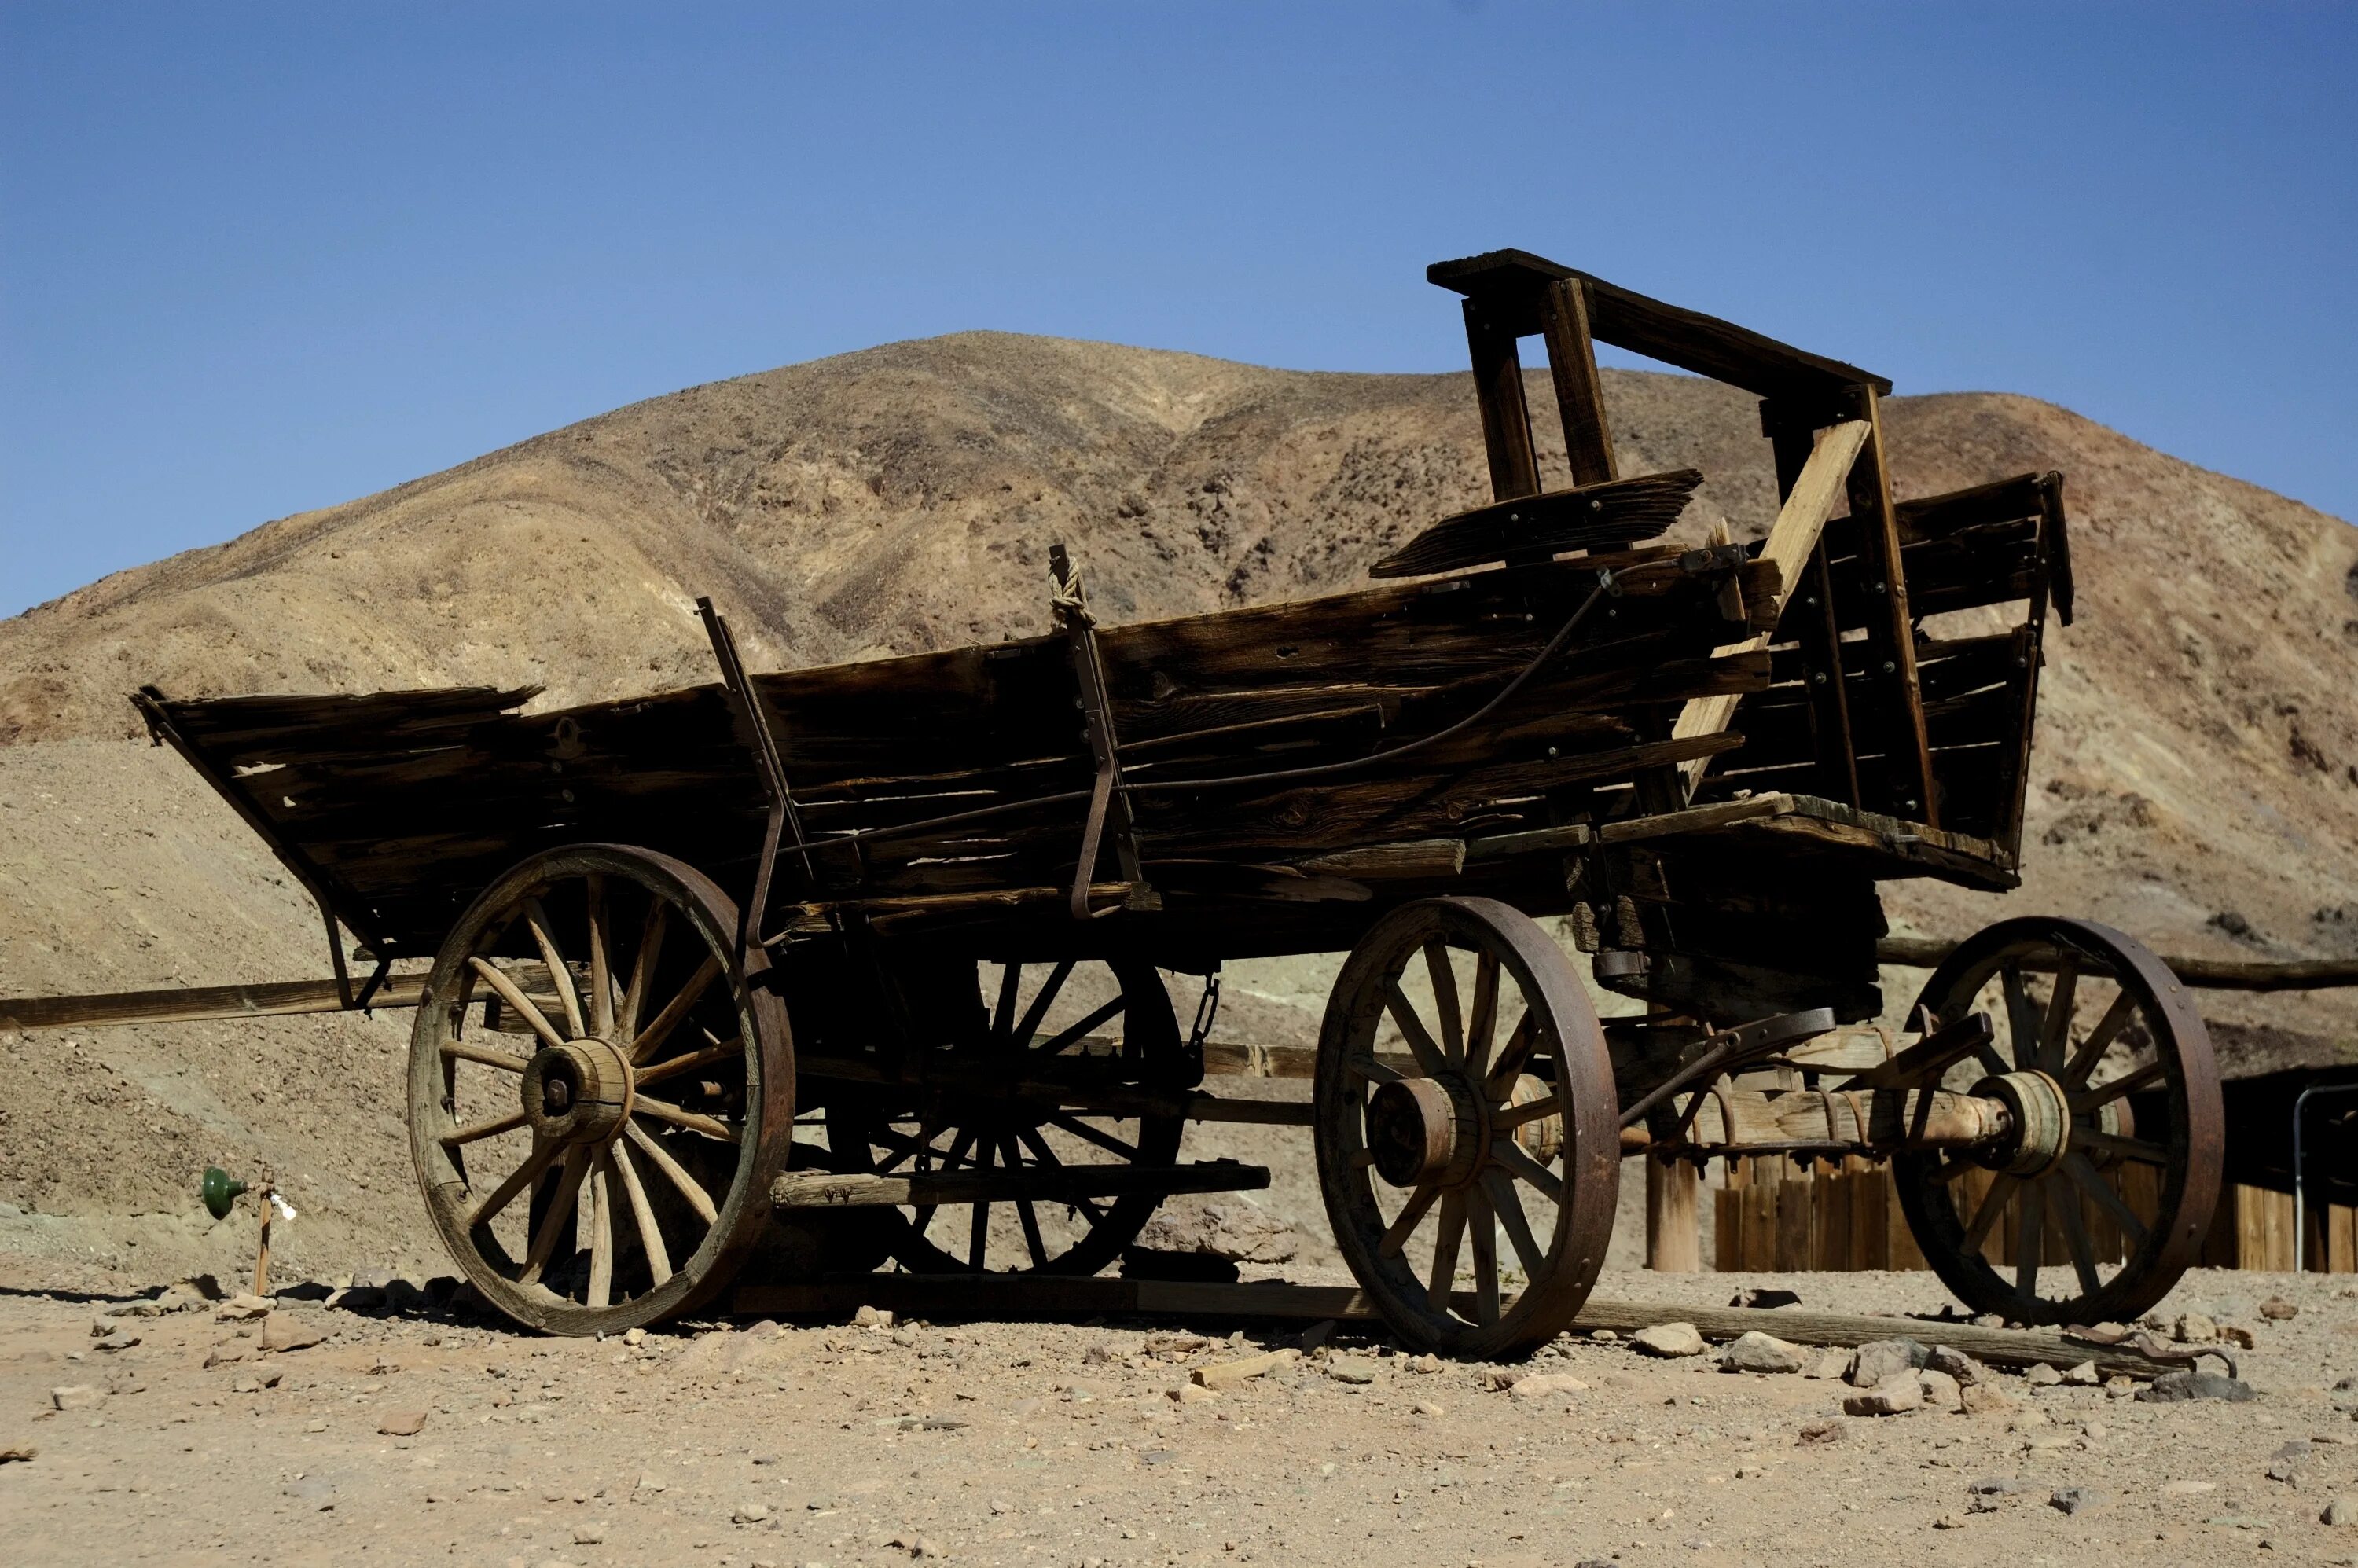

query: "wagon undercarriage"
xmin=130 ymin=248 xmax=2219 ymax=1357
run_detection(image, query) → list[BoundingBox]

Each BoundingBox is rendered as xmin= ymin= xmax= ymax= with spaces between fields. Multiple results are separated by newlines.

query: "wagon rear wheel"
xmin=407 ymin=844 xmax=793 ymax=1335
xmin=1893 ymin=916 xmax=2222 ymax=1327
xmin=1316 ymin=898 xmax=1618 ymax=1359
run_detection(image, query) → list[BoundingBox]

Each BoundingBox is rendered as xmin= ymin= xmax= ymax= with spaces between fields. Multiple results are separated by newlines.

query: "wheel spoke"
xmin=2059 ymin=1152 xmax=2149 ymax=1247
xmin=634 ymin=1093 xmax=738 ymax=1144
xmin=1008 ymin=959 xmax=1075 ymax=1050
xmin=610 ymin=1138 xmax=673 ymax=1287
xmin=630 ymin=955 xmax=722 ymax=1065
xmin=523 ymin=898 xmax=586 ymax=1040
xmin=585 ymin=874 xmax=615 ymax=1038
xmin=1483 ymin=1011 xmax=1537 ymax=1098
xmin=520 ymin=1149 xmax=590 ymax=1286
xmin=1378 ymin=1183 xmax=1440 ymax=1258
xmin=633 ymin=1036 xmax=745 ymax=1089
xmin=442 ymin=1108 xmax=528 ymax=1147
xmin=624 ymin=1120 xmax=716 ymax=1224
xmin=2062 ymin=991 xmax=2139 ymax=1088
xmin=991 ymin=963 xmax=1023 ymax=1043
xmin=2001 ymin=964 xmax=2042 ymax=1071
xmin=1491 ymin=1096 xmax=1555 ymax=1133
xmin=1960 ymin=1173 xmax=2015 ymax=1254
xmin=2056 ymin=1184 xmax=2101 ymax=1298
xmin=2071 ymin=1059 xmax=2165 ymax=1114
xmin=2013 ymin=1177 xmax=2045 ymax=1298
xmin=1347 ymin=1053 xmax=1405 ymax=1085
xmin=468 ymin=957 xmax=568 ymax=1052
xmin=443 ymin=1039 xmax=531 ymax=1074
xmin=1467 ymin=1184 xmax=1501 ymax=1325
xmin=1383 ymin=979 xmax=1449 ymax=1077
xmin=1007 ymin=1137 xmax=1049 ymax=1267
xmin=467 ymin=1137 xmax=561 ymax=1228
xmin=1427 ymin=1192 xmax=1467 ymax=1309
xmin=1464 ymin=953 xmax=1500 ymax=1080
xmin=2073 ymin=1129 xmax=2170 ymax=1166
xmin=620 ymin=900 xmax=669 ymax=1041
xmin=1481 ymin=1168 xmax=1547 ymax=1280
xmin=2038 ymin=952 xmax=2080 ymax=1074
xmin=1045 ymin=1112 xmax=1140 ymax=1162
xmin=586 ymin=1153 xmax=616 ymax=1307
xmin=1033 ymin=995 xmax=1126 ymax=1059
xmin=1491 ymin=1140 xmax=1565 ymax=1204
xmin=968 ymin=1138 xmax=994 ymax=1272
xmin=1422 ymin=940 xmax=1464 ymax=1063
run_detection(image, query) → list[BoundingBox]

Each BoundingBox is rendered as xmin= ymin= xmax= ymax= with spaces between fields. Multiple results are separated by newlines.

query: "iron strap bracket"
xmin=1050 ymin=545 xmax=1159 ymax=920
xmin=698 ymin=597 xmax=825 ymax=955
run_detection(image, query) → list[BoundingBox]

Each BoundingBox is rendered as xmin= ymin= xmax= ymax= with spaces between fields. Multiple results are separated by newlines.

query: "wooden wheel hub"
xmin=1367 ymin=1075 xmax=1483 ymax=1188
xmin=1973 ymin=1069 xmax=2069 ymax=1177
xmin=522 ymin=1039 xmax=634 ymax=1145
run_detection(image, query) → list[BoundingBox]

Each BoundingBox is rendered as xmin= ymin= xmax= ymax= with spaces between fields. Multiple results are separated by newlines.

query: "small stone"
xmin=1926 ymin=1346 xmax=1988 ymax=1386
xmin=1918 ymin=1369 xmax=1963 ymax=1412
xmin=1802 ymin=1348 xmax=1849 ymax=1380
xmin=1967 ymin=1478 xmax=2026 ymax=1497
xmin=1959 ymin=1382 xmax=2015 ymax=1416
xmin=2173 ymin=1312 xmax=2217 ymax=1344
xmin=215 ymin=1294 xmax=272 ymax=1323
xmin=2268 ymin=1439 xmax=2315 ymax=1484
xmin=2162 ymin=1478 xmax=2214 ymax=1496
xmin=2136 ymin=1370 xmax=2257 ymax=1404
xmin=1298 ymin=1320 xmax=1338 ymax=1353
xmin=1631 ymin=1323 xmax=1706 ymax=1358
xmin=1323 ymin=1357 xmax=1377 ymax=1386
xmin=1842 ymin=1372 xmax=1925 ymax=1416
xmin=261 ymin=1316 xmax=328 ymax=1353
xmin=0 ymin=1442 xmax=35 ymax=1463
xmin=2257 ymin=1296 xmax=2297 ymax=1321
xmin=1167 ymin=1383 xmax=1220 ymax=1405
xmin=734 ymin=1501 xmax=773 ymax=1524
xmin=2104 ymin=1375 xmax=2139 ymax=1398
xmin=49 ymin=1386 xmax=98 ymax=1412
xmin=376 ymin=1409 xmax=428 ymax=1437
xmin=623 ymin=1327 xmax=646 ymax=1346
xmin=1933 ymin=1514 xmax=1967 ymax=1529
xmin=853 ymin=1305 xmax=894 ymax=1329
xmin=1408 ymin=1353 xmax=1445 ymax=1373
xmin=2024 ymin=1362 xmax=2062 ymax=1387
xmin=1846 ymin=1338 xmax=1928 ymax=1388
xmin=637 ymin=1473 xmax=668 ymax=1492
xmin=1970 ymin=1313 xmax=2006 ymax=1328
xmin=1412 ymin=1400 xmax=1445 ymax=1417
xmin=303 ymin=1419 xmax=327 ymax=1433
xmin=2322 ymin=1495 xmax=2358 ymax=1526
xmin=2217 ymin=1323 xmax=2257 ymax=1349
xmin=1727 ymin=1287 xmax=1802 ymax=1310
xmin=2060 ymin=1360 xmax=2101 ymax=1386
xmin=1588 ymin=1328 xmax=1618 ymax=1342
xmin=284 ymin=1475 xmax=337 ymax=1510
xmin=1719 ymin=1331 xmax=1806 ymax=1374
xmin=1796 ymin=1417 xmax=1846 ymax=1445
xmin=93 ymin=1331 xmax=139 ymax=1353
xmin=1192 ymin=1348 xmax=1298 ymax=1390
xmin=203 ymin=1343 xmax=247 ymax=1369
xmin=2050 ymin=1485 xmax=2099 ymax=1516
xmin=574 ymin=1524 xmax=608 ymax=1544
xmin=1508 ymin=1373 xmax=1589 ymax=1402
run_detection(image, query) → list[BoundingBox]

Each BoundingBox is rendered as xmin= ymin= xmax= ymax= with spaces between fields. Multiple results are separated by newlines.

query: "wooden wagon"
xmin=127 ymin=250 xmax=2221 ymax=1357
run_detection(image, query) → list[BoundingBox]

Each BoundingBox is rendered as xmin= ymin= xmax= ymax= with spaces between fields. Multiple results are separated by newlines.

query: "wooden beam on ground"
xmin=1876 ymin=936 xmax=2358 ymax=992
xmin=1672 ymin=420 xmax=1871 ymax=795
xmin=0 ymin=975 xmax=428 ymax=1032
xmin=725 ymin=1275 xmax=2194 ymax=1377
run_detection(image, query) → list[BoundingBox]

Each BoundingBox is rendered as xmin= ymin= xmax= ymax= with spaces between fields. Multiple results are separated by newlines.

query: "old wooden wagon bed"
xmin=124 ymin=250 xmax=2219 ymax=1355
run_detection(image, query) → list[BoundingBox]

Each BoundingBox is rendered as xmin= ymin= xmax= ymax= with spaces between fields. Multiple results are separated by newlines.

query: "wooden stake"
xmin=1645 ymin=1155 xmax=1700 ymax=1272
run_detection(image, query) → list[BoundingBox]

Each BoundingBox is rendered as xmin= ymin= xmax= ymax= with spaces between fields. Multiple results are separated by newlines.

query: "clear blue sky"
xmin=4 ymin=4 xmax=2352 ymax=618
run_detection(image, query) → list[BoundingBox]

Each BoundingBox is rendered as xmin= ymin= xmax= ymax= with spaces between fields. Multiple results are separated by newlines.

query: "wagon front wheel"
xmin=408 ymin=844 xmax=794 ymax=1335
xmin=1315 ymin=898 xmax=1619 ymax=1359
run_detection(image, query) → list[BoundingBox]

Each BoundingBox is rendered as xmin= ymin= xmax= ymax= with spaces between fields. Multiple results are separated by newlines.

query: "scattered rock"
xmin=2050 ymin=1486 xmax=2100 ymax=1516
xmin=2258 ymin=1296 xmax=2298 ymax=1321
xmin=1927 ymin=1346 xmax=1989 ymax=1386
xmin=1323 ymin=1357 xmax=1377 ymax=1386
xmin=1796 ymin=1418 xmax=1846 ymax=1445
xmin=1720 ymin=1331 xmax=1805 ymax=1374
xmin=853 ymin=1305 xmax=895 ymax=1329
xmin=2322 ymin=1496 xmax=2358 ymax=1527
xmin=328 ymin=1285 xmax=384 ymax=1312
xmin=1919 ymin=1369 xmax=1963 ymax=1412
xmin=1631 ymin=1323 xmax=1706 ymax=1358
xmin=376 ymin=1409 xmax=428 ymax=1437
xmin=2137 ymin=1370 xmax=2257 ymax=1404
xmin=1842 ymin=1373 xmax=1925 ymax=1416
xmin=1136 ymin=1199 xmax=1299 ymax=1264
xmin=2217 ymin=1323 xmax=2257 ymax=1349
xmin=2173 ymin=1312 xmax=2217 ymax=1344
xmin=1960 ymin=1382 xmax=2015 ymax=1416
xmin=2024 ymin=1362 xmax=2062 ymax=1387
xmin=1728 ymin=1287 xmax=1801 ymax=1310
xmin=2162 ymin=1478 xmax=2215 ymax=1496
xmin=92 ymin=1331 xmax=139 ymax=1352
xmin=228 ymin=1372 xmax=282 ymax=1394
xmin=1508 ymin=1373 xmax=1589 ymax=1402
xmin=1192 ymin=1348 xmax=1298 ymax=1390
xmin=0 ymin=1443 xmax=35 ymax=1463
xmin=1802 ymin=1348 xmax=1849 ymax=1379
xmin=623 ymin=1327 xmax=646 ymax=1347
xmin=2060 ymin=1360 xmax=2101 ymax=1386
xmin=637 ymin=1473 xmax=668 ymax=1493
xmin=889 ymin=1533 xmax=947 ymax=1558
xmin=573 ymin=1523 xmax=608 ymax=1544
xmin=283 ymin=1475 xmax=337 ymax=1510
xmin=215 ymin=1294 xmax=271 ymax=1323
xmin=2268 ymin=1440 xmax=2314 ymax=1484
xmin=1412 ymin=1400 xmax=1445 ymax=1417
xmin=1167 ymin=1383 xmax=1220 ymax=1405
xmin=733 ymin=1501 xmax=772 ymax=1524
xmin=1298 ymin=1320 xmax=1337 ymax=1353
xmin=1846 ymin=1339 xmax=1928 ymax=1388
xmin=1967 ymin=1478 xmax=2026 ymax=1498
xmin=203 ymin=1343 xmax=247 ymax=1369
xmin=261 ymin=1316 xmax=328 ymax=1353
xmin=1933 ymin=1513 xmax=1967 ymax=1529
xmin=49 ymin=1386 xmax=97 ymax=1412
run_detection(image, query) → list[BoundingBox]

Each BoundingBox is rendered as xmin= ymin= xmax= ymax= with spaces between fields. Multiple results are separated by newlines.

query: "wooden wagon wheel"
xmin=1315 ymin=898 xmax=1619 ymax=1359
xmin=407 ymin=844 xmax=793 ymax=1335
xmin=827 ymin=956 xmax=1185 ymax=1276
xmin=1893 ymin=916 xmax=2222 ymax=1327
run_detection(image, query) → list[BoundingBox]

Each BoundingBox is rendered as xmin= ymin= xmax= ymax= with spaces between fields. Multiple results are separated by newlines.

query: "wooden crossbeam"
xmin=769 ymin=1160 xmax=1269 ymax=1210
xmin=0 ymin=975 xmax=428 ymax=1031
xmin=1672 ymin=420 xmax=1871 ymax=794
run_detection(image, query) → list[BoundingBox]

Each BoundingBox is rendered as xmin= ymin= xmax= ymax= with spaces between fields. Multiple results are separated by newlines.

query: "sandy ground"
xmin=5 ymin=1261 xmax=2358 ymax=1568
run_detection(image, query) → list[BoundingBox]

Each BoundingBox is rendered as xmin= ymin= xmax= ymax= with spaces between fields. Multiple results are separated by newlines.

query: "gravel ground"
xmin=6 ymin=1261 xmax=2358 ymax=1568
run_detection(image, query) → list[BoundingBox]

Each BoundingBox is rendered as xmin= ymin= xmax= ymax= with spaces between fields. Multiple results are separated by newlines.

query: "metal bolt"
xmin=1812 ymin=671 xmax=1828 ymax=685
xmin=1508 ymin=512 xmax=1520 ymax=523
xmin=1881 ymin=660 xmax=1896 ymax=674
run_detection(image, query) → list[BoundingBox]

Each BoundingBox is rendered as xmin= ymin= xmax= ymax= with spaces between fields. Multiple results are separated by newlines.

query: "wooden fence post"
xmin=1647 ymin=1155 xmax=1700 ymax=1271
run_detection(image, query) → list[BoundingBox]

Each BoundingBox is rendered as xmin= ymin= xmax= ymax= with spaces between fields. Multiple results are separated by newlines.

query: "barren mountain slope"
xmin=2 ymin=334 xmax=2356 ymax=1280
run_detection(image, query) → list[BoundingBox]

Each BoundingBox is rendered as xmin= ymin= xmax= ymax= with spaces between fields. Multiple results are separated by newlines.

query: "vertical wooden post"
xmin=1763 ymin=402 xmax=1860 ymax=807
xmin=1460 ymin=299 xmax=1541 ymax=502
xmin=1646 ymin=1155 xmax=1700 ymax=1272
xmin=1537 ymin=277 xmax=1618 ymax=487
xmin=1841 ymin=388 xmax=1938 ymax=826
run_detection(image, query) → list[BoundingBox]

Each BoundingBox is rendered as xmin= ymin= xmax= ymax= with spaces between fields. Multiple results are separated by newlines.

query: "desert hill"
xmin=2 ymin=331 xmax=2355 ymax=1280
